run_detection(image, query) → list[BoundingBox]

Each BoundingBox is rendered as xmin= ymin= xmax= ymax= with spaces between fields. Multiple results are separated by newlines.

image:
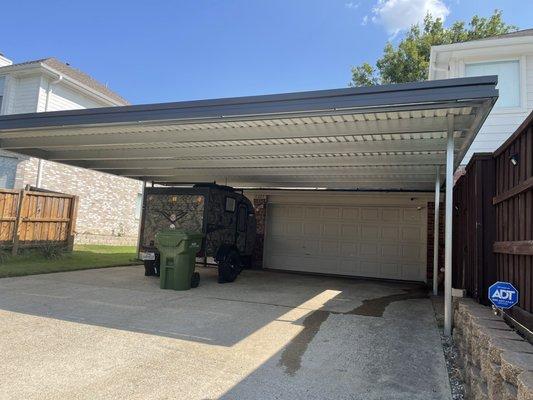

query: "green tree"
xmin=350 ymin=10 xmax=518 ymax=86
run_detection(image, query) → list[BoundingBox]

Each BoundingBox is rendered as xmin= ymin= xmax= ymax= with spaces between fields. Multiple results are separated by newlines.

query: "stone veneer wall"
xmin=454 ymin=298 xmax=533 ymax=400
xmin=18 ymin=158 xmax=142 ymax=245
xmin=251 ymin=195 xmax=267 ymax=269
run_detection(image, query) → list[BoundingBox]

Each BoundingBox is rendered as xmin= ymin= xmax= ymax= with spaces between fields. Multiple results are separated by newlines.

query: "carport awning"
xmin=0 ymin=77 xmax=497 ymax=191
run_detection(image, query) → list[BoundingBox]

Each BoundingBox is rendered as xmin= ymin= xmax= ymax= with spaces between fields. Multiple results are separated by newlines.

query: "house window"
xmin=465 ymin=60 xmax=520 ymax=108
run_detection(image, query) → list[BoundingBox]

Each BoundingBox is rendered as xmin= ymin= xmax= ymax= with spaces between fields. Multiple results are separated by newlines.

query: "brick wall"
xmin=18 ymin=158 xmax=142 ymax=245
xmin=427 ymin=201 xmax=445 ymax=287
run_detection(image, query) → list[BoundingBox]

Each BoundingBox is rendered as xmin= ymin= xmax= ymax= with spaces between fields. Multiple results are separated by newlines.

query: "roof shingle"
xmin=1 ymin=57 xmax=129 ymax=105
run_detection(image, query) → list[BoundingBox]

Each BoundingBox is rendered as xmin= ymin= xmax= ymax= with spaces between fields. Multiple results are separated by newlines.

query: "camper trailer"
xmin=139 ymin=184 xmax=256 ymax=283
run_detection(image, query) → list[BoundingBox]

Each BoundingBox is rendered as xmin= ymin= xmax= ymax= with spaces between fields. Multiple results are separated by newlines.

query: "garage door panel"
xmin=339 ymin=259 xmax=358 ymax=275
xmin=267 ymin=236 xmax=304 ymax=254
xmin=340 ymin=242 xmax=358 ymax=257
xmin=323 ymin=207 xmax=341 ymax=219
xmin=323 ymin=223 xmax=340 ymax=236
xmin=381 ymin=226 xmax=400 ymax=240
xmin=340 ymin=224 xmax=359 ymax=237
xmin=401 ymin=226 xmax=423 ymax=241
xmin=265 ymin=202 xmax=426 ymax=282
xmin=401 ymin=244 xmax=421 ymax=260
xmin=303 ymin=239 xmax=319 ymax=255
xmin=361 ymin=225 xmax=379 ymax=240
xmin=270 ymin=255 xmax=339 ymax=274
xmin=360 ymin=243 xmax=378 ymax=256
xmin=361 ymin=208 xmax=379 ymax=221
xmin=303 ymin=222 xmax=321 ymax=235
xmin=359 ymin=261 xmax=380 ymax=277
xmin=382 ymin=244 xmax=400 ymax=257
xmin=401 ymin=264 xmax=425 ymax=281
xmin=286 ymin=222 xmax=303 ymax=235
xmin=381 ymin=263 xmax=402 ymax=279
xmin=382 ymin=208 xmax=400 ymax=222
xmin=320 ymin=240 xmax=341 ymax=256
xmin=288 ymin=207 xmax=304 ymax=218
xmin=305 ymin=207 xmax=321 ymax=218
xmin=341 ymin=208 xmax=360 ymax=220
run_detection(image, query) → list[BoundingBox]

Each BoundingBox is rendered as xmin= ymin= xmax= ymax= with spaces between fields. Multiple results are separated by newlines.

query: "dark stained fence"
xmin=452 ymin=111 xmax=533 ymax=330
xmin=452 ymin=154 xmax=496 ymax=305
xmin=0 ymin=189 xmax=79 ymax=253
xmin=493 ymin=112 xmax=533 ymax=329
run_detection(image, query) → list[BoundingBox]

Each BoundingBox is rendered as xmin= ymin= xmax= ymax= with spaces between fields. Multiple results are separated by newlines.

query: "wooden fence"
xmin=493 ymin=112 xmax=533 ymax=329
xmin=452 ymin=153 xmax=496 ymax=305
xmin=453 ymin=111 xmax=533 ymax=330
xmin=0 ymin=189 xmax=79 ymax=254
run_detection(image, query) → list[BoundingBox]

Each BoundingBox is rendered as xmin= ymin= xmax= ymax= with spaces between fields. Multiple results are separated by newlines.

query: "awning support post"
xmin=136 ymin=180 xmax=147 ymax=257
xmin=433 ymin=165 xmax=440 ymax=296
xmin=444 ymin=115 xmax=454 ymax=336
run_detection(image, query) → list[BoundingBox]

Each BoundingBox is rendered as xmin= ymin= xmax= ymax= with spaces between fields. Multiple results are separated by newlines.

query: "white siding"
xmin=430 ymin=40 xmax=533 ymax=164
xmin=37 ymin=77 xmax=107 ymax=112
xmin=10 ymin=76 xmax=40 ymax=114
xmin=527 ymin=55 xmax=533 ymax=109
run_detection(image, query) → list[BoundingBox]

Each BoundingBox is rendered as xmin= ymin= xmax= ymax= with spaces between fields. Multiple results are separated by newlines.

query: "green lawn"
xmin=0 ymin=244 xmax=141 ymax=278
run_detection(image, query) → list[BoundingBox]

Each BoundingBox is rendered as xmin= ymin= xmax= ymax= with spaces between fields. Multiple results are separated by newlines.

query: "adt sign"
xmin=489 ymin=282 xmax=519 ymax=309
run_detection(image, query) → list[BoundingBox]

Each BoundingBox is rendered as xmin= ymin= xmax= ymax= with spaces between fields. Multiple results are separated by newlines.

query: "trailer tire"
xmin=191 ymin=272 xmax=200 ymax=288
xmin=217 ymin=249 xmax=241 ymax=283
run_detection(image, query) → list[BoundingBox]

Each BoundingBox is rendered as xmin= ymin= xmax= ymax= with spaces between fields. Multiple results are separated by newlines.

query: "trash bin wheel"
xmin=191 ymin=272 xmax=200 ymax=288
xmin=217 ymin=249 xmax=241 ymax=283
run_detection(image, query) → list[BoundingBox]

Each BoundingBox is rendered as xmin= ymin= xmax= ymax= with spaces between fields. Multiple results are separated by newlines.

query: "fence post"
xmin=66 ymin=195 xmax=79 ymax=252
xmin=11 ymin=190 xmax=26 ymax=256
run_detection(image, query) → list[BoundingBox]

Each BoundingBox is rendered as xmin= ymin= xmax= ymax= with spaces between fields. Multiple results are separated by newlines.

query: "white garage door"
xmin=264 ymin=203 xmax=427 ymax=282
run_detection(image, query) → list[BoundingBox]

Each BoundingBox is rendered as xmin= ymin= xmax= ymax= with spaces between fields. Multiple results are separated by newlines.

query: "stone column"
xmin=251 ymin=195 xmax=267 ymax=269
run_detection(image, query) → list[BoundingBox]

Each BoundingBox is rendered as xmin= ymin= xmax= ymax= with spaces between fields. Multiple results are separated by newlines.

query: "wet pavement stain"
xmin=347 ymin=286 xmax=429 ymax=317
xmin=278 ymin=285 xmax=428 ymax=376
xmin=278 ymin=309 xmax=330 ymax=376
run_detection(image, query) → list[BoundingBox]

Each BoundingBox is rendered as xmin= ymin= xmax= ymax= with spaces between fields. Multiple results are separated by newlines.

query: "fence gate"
xmin=0 ymin=189 xmax=79 ymax=254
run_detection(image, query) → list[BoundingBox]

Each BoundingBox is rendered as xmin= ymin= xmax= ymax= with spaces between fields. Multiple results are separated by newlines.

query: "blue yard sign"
xmin=489 ymin=282 xmax=519 ymax=309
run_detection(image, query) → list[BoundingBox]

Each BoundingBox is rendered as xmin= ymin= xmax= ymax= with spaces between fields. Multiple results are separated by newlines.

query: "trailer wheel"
xmin=191 ymin=272 xmax=200 ymax=288
xmin=217 ymin=249 xmax=241 ymax=283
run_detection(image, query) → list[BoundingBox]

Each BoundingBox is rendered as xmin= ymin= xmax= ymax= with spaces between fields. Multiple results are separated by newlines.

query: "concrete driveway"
xmin=0 ymin=266 xmax=450 ymax=400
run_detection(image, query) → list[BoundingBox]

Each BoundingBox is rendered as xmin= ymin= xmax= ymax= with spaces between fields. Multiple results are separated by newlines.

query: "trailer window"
xmin=238 ymin=206 xmax=247 ymax=232
xmin=225 ymin=197 xmax=236 ymax=212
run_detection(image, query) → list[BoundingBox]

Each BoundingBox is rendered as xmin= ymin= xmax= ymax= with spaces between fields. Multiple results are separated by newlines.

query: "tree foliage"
xmin=350 ymin=10 xmax=518 ymax=86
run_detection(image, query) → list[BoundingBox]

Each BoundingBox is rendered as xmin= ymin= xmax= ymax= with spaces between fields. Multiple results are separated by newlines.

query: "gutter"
xmin=41 ymin=64 xmax=129 ymax=106
xmin=36 ymin=73 xmax=63 ymax=188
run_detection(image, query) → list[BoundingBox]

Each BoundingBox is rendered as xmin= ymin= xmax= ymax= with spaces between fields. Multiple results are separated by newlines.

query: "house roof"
xmin=473 ymin=28 xmax=533 ymax=42
xmin=0 ymin=76 xmax=498 ymax=191
xmin=1 ymin=57 xmax=129 ymax=105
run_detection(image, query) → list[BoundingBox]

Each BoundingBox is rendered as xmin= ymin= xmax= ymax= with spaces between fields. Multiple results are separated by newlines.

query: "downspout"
xmin=35 ymin=74 xmax=63 ymax=188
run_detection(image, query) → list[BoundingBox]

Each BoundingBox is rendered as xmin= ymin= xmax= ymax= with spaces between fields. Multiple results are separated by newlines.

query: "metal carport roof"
xmin=0 ymin=76 xmax=498 ymax=191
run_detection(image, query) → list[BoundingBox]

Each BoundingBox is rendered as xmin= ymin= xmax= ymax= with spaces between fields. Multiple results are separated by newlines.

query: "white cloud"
xmin=361 ymin=15 xmax=369 ymax=26
xmin=345 ymin=1 xmax=360 ymax=9
xmin=371 ymin=0 xmax=450 ymax=36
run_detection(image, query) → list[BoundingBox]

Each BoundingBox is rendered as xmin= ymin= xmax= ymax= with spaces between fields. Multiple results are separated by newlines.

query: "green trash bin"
xmin=155 ymin=229 xmax=204 ymax=291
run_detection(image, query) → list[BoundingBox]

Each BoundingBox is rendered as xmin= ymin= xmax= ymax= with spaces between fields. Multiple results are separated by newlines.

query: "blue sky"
xmin=1 ymin=0 xmax=531 ymax=104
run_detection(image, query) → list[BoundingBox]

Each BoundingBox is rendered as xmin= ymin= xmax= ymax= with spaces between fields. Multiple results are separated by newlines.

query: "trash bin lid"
xmin=155 ymin=229 xmax=203 ymax=247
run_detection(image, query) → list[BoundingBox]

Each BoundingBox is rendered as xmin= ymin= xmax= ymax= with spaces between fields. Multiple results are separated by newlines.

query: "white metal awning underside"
xmin=0 ymin=77 xmax=498 ymax=191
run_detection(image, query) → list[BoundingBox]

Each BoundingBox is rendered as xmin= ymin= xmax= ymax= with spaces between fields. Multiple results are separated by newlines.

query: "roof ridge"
xmin=1 ymin=57 xmax=129 ymax=106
